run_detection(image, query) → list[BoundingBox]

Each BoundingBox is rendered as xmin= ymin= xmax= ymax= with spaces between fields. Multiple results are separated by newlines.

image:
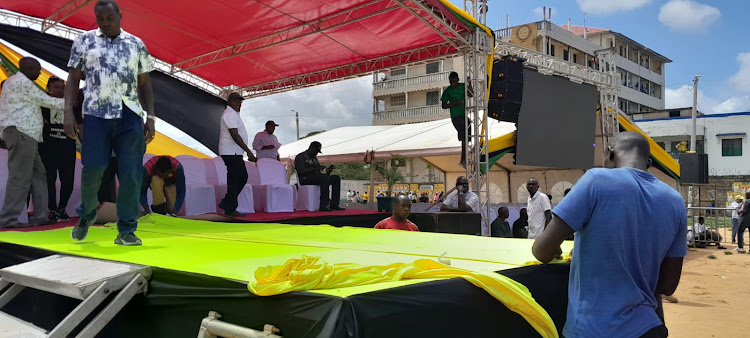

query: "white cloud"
xmin=576 ymin=0 xmax=650 ymax=15
xmin=730 ymin=52 xmax=750 ymax=92
xmin=240 ymin=77 xmax=373 ymax=147
xmin=665 ymin=85 xmax=750 ymax=114
xmin=658 ymin=0 xmax=720 ymax=33
xmin=713 ymin=96 xmax=750 ymax=114
xmin=532 ymin=7 xmax=557 ymax=20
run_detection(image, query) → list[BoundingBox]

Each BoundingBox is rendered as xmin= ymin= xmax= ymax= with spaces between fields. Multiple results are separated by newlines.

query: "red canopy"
xmin=2 ymin=0 xmax=486 ymax=97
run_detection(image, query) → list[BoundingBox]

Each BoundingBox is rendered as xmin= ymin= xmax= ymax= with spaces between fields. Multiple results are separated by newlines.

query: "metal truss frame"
xmin=40 ymin=0 xmax=93 ymax=33
xmin=595 ymin=50 xmax=620 ymax=156
xmin=0 ymin=10 xmax=226 ymax=97
xmin=463 ymin=28 xmax=492 ymax=236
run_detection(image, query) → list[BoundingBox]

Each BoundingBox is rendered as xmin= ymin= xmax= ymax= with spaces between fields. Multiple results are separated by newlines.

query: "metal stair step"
xmin=0 ymin=311 xmax=47 ymax=338
xmin=0 ymin=255 xmax=149 ymax=300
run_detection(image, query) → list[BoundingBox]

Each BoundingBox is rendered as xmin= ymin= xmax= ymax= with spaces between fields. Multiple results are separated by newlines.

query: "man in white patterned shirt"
xmin=252 ymin=120 xmax=281 ymax=160
xmin=64 ymin=0 xmax=155 ymax=246
xmin=0 ymin=57 xmax=64 ymax=228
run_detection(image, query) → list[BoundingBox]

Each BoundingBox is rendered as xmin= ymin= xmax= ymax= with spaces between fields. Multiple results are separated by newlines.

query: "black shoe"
xmin=48 ymin=210 xmax=60 ymax=223
xmin=319 ymin=206 xmax=332 ymax=212
xmin=225 ymin=210 xmax=247 ymax=217
xmin=329 ymin=205 xmax=346 ymax=211
xmin=57 ymin=209 xmax=71 ymax=221
xmin=718 ymin=245 xmax=727 ymax=250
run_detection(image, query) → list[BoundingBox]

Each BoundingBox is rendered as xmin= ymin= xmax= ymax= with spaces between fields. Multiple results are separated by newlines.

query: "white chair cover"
xmin=174 ymin=155 xmax=216 ymax=216
xmin=211 ymin=157 xmax=254 ymax=214
xmin=295 ymin=184 xmax=320 ymax=212
xmin=253 ymin=159 xmax=294 ymax=213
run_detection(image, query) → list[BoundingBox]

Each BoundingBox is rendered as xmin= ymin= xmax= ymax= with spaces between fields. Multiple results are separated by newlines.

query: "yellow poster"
xmin=434 ymin=183 xmax=445 ymax=192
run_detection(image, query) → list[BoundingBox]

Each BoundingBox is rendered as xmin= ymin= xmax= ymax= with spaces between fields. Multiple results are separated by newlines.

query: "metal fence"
xmin=686 ymin=207 xmax=736 ymax=247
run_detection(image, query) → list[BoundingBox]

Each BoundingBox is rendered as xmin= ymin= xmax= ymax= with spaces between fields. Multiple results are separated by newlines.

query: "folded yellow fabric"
xmin=249 ymin=256 xmax=558 ymax=338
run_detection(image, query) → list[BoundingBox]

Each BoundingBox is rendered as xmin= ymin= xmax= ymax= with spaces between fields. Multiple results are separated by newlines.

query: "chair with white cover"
xmin=174 ymin=155 xmax=217 ymax=216
xmin=211 ymin=157 xmax=254 ymax=214
xmin=254 ymin=158 xmax=294 ymax=213
xmin=0 ymin=149 xmax=28 ymax=223
xmin=295 ymin=170 xmax=320 ymax=211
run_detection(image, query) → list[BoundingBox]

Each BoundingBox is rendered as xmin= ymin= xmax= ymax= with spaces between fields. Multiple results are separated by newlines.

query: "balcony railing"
xmin=373 ymin=71 xmax=450 ymax=91
xmin=494 ymin=27 xmax=512 ymax=39
xmin=372 ymin=105 xmax=444 ymax=120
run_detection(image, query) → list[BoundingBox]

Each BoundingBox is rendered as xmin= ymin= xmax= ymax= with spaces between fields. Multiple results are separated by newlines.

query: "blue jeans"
xmin=77 ymin=107 xmax=145 ymax=235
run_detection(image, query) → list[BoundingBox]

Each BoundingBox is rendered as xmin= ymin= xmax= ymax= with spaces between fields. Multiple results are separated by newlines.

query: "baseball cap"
xmin=310 ymin=141 xmax=323 ymax=153
xmin=266 ymin=120 xmax=279 ymax=126
xmin=227 ymin=92 xmax=244 ymax=102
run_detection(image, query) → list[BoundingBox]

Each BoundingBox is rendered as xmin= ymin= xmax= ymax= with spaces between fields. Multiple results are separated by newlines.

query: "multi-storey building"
xmin=372 ymin=20 xmax=670 ymax=124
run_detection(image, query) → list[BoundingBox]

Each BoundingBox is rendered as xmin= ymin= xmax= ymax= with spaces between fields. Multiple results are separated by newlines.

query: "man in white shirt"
xmin=251 ymin=120 xmax=281 ymax=160
xmin=0 ymin=57 xmax=64 ymax=228
xmin=526 ymin=178 xmax=551 ymax=239
xmin=440 ymin=176 xmax=480 ymax=212
xmin=731 ymin=195 xmax=743 ymax=244
xmin=689 ymin=216 xmax=726 ymax=249
xmin=218 ymin=92 xmax=257 ymax=217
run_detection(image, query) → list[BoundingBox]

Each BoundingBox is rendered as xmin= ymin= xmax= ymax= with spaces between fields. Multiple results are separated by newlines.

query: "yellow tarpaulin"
xmin=0 ymin=41 xmax=209 ymax=159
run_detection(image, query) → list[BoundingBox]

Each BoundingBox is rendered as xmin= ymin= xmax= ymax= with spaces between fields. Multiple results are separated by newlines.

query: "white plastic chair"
xmin=174 ymin=155 xmax=217 ymax=216
xmin=254 ymin=158 xmax=294 ymax=213
xmin=211 ymin=157 xmax=254 ymax=214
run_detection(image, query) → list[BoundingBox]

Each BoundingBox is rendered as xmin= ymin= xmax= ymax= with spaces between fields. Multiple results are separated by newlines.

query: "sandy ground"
xmin=664 ymin=238 xmax=750 ymax=337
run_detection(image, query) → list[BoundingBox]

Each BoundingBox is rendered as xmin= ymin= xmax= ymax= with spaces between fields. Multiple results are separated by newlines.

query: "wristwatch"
xmin=146 ymin=115 xmax=156 ymax=121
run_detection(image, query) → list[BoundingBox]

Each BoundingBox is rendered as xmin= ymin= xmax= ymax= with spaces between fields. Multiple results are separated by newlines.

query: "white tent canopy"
xmin=278 ymin=118 xmax=516 ymax=164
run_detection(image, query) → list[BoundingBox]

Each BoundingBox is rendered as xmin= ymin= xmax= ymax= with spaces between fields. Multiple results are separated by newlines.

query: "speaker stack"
xmin=488 ymin=56 xmax=525 ymax=123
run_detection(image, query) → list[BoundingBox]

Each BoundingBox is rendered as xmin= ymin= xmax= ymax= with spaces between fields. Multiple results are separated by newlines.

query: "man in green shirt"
xmin=440 ymin=72 xmax=473 ymax=167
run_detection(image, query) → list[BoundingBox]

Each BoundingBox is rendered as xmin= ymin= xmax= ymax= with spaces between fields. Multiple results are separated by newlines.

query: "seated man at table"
xmin=440 ymin=176 xmax=479 ymax=212
xmin=140 ymin=156 xmax=186 ymax=216
xmin=375 ymin=194 xmax=419 ymax=231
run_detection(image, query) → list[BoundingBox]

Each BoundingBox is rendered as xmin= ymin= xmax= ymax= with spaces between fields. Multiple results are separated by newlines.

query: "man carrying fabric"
xmin=252 ymin=120 xmax=281 ymax=160
xmin=218 ymin=92 xmax=257 ymax=217
xmin=440 ymin=72 xmax=473 ymax=167
xmin=533 ymin=132 xmax=686 ymax=338
xmin=0 ymin=57 xmax=63 ymax=228
xmin=39 ymin=77 xmax=80 ymax=222
xmin=140 ymin=156 xmax=185 ymax=216
xmin=375 ymin=194 xmax=419 ymax=231
xmin=731 ymin=195 xmax=743 ymax=244
xmin=526 ymin=178 xmax=551 ymax=239
xmin=65 ymin=0 xmax=155 ymax=246
xmin=295 ymin=141 xmax=345 ymax=212
xmin=490 ymin=206 xmax=512 ymax=238
xmin=440 ymin=176 xmax=479 ymax=213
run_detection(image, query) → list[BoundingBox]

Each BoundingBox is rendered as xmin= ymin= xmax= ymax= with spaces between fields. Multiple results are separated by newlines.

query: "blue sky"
xmin=454 ymin=0 xmax=750 ymax=114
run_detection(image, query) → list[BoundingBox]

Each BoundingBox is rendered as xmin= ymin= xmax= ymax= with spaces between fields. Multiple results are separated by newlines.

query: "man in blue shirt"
xmin=533 ymin=131 xmax=686 ymax=338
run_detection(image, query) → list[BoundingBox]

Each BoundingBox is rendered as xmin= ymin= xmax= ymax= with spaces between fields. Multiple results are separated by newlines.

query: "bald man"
xmin=0 ymin=57 xmax=64 ymax=228
xmin=533 ymin=132 xmax=686 ymax=337
xmin=526 ymin=178 xmax=551 ymax=239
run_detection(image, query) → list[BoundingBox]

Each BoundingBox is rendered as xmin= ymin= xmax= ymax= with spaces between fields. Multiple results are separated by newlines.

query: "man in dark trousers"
xmin=440 ymin=72 xmax=472 ymax=167
xmin=39 ymin=77 xmax=80 ymax=222
xmin=295 ymin=141 xmax=345 ymax=212
xmin=217 ymin=92 xmax=257 ymax=217
xmin=533 ymin=132 xmax=686 ymax=338
xmin=736 ymin=191 xmax=750 ymax=253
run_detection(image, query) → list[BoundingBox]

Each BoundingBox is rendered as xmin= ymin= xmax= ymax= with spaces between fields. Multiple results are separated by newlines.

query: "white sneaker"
xmin=734 ymin=247 xmax=741 ymax=251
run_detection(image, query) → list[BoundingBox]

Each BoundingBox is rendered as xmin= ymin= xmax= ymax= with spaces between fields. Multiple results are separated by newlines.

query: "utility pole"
xmin=690 ymin=75 xmax=700 ymax=152
xmin=291 ymin=110 xmax=300 ymax=140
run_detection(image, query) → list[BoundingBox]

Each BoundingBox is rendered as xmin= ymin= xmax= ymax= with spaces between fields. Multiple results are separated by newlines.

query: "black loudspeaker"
xmin=678 ymin=153 xmax=708 ymax=184
xmin=489 ymin=56 xmax=524 ymax=123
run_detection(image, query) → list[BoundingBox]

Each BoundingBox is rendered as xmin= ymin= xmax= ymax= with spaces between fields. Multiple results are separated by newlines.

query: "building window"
xmin=656 ymin=142 xmax=666 ymax=150
xmin=573 ymin=54 xmax=577 ymax=64
xmin=563 ymin=50 xmax=569 ymax=61
xmin=390 ymin=69 xmax=405 ymax=76
xmin=426 ymin=91 xmax=440 ymax=105
xmin=391 ymin=95 xmax=406 ymax=106
xmin=426 ymin=62 xmax=440 ymax=74
xmin=669 ymin=110 xmax=680 ymax=117
xmin=722 ymin=138 xmax=743 ymax=157
xmin=549 ymin=44 xmax=555 ymax=56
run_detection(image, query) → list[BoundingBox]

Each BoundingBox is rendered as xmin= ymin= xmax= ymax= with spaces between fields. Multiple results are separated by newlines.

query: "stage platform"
xmin=0 ymin=214 xmax=572 ymax=337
